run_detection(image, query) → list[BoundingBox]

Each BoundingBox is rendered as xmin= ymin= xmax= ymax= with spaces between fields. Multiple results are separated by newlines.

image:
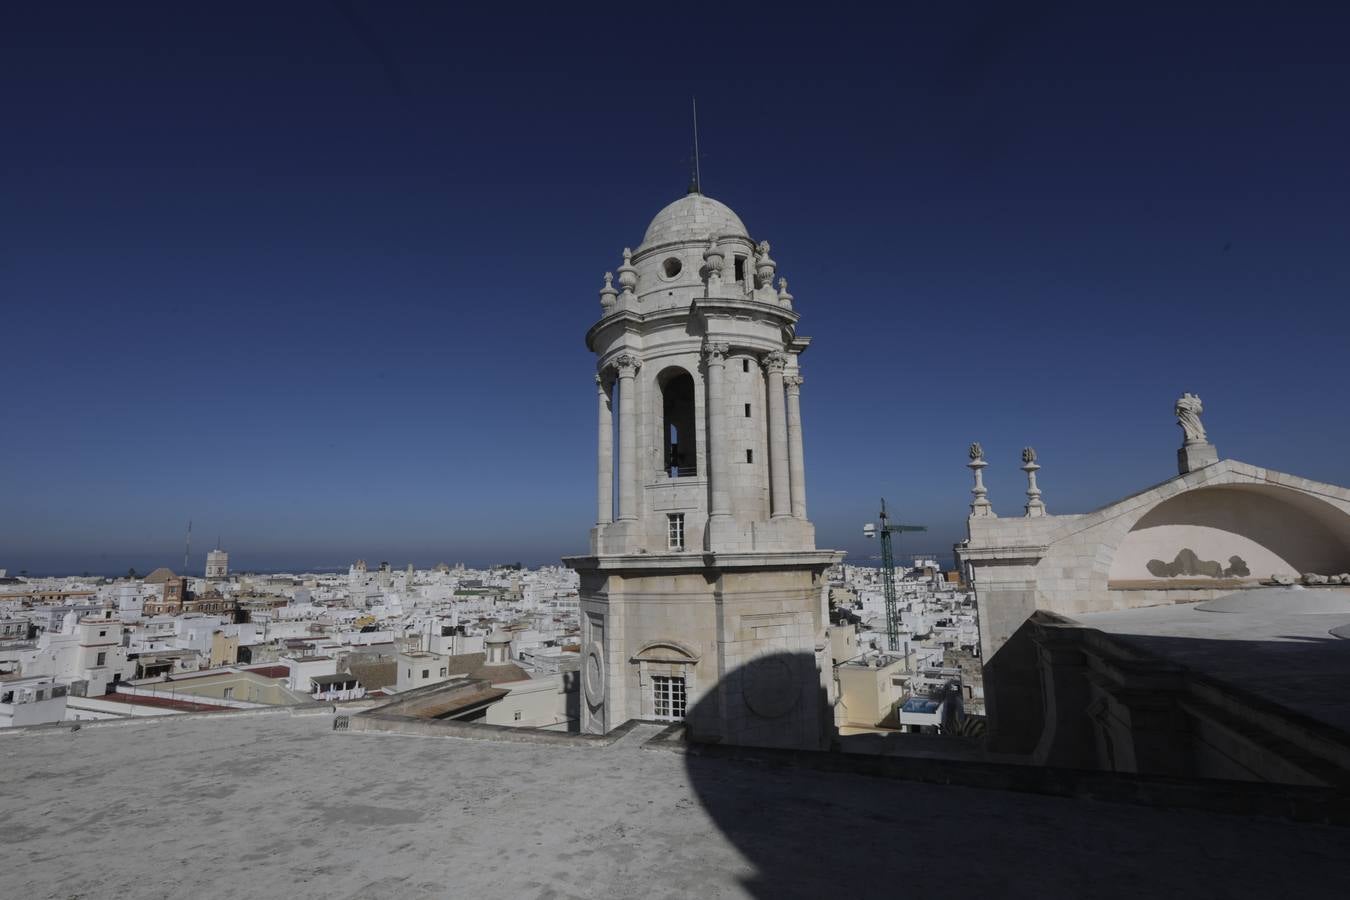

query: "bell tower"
xmin=564 ymin=189 xmax=842 ymax=750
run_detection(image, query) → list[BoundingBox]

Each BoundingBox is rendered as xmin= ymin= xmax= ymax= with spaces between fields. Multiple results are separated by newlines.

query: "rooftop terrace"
xmin=1 ymin=710 xmax=1346 ymax=898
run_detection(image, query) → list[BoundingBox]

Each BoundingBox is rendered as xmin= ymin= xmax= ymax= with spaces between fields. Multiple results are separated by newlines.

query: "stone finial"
xmin=1174 ymin=391 xmax=1218 ymax=475
xmin=599 ymin=271 xmax=618 ymax=309
xmin=777 ymin=277 xmax=793 ymax=306
xmin=755 ymin=240 xmax=776 ymax=288
xmin=967 ymin=443 xmax=995 ymax=518
xmin=703 ymin=240 xmax=725 ymax=281
xmin=1021 ymin=446 xmax=1045 ymax=517
xmin=617 ymin=248 xmax=637 ymax=298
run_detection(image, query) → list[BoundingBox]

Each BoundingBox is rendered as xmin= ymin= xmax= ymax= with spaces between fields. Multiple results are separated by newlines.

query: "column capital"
xmin=761 ymin=351 xmax=789 ymax=373
xmin=613 ymin=353 xmax=641 ymax=377
xmin=702 ymin=341 xmax=730 ymax=366
xmin=783 ymin=374 xmax=804 ymax=391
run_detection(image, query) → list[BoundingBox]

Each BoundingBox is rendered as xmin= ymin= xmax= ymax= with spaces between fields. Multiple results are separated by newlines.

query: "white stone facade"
xmin=959 ymin=458 xmax=1350 ymax=664
xmin=956 ymin=431 xmax=1350 ymax=750
xmin=565 ymin=191 xmax=842 ymax=750
xmin=206 ymin=549 xmax=228 ymax=579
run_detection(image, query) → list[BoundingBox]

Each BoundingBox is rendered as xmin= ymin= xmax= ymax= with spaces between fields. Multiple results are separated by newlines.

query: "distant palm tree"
xmin=127 ymin=567 xmax=138 ymax=579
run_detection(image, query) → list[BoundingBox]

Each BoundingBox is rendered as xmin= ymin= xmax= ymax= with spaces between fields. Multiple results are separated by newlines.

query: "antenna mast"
xmin=184 ymin=520 xmax=192 ymax=572
xmin=692 ymin=97 xmax=702 ymax=194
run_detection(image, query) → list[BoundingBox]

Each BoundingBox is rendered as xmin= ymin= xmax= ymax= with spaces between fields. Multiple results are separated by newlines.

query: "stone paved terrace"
xmin=2 ymin=711 xmax=1347 ymax=899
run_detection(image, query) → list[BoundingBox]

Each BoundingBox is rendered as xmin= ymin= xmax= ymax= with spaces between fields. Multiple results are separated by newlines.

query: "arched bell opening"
xmin=658 ymin=368 xmax=698 ymax=478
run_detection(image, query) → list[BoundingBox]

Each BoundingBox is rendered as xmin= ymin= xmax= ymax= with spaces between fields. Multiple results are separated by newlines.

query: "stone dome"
xmin=641 ymin=192 xmax=748 ymax=249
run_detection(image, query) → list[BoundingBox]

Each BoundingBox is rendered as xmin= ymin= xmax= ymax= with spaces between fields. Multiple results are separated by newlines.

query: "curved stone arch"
xmin=1108 ymin=483 xmax=1350 ymax=582
xmin=652 ymin=364 xmax=700 ymax=479
xmin=1026 ymin=461 xmax=1350 ymax=610
xmin=630 ymin=638 xmax=702 ymax=664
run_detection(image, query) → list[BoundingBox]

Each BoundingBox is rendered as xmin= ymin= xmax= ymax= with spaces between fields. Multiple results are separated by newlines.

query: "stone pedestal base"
xmin=753 ymin=517 xmax=815 ymax=552
xmin=706 ymin=514 xmax=745 ymax=551
xmin=706 ymin=515 xmax=815 ymax=553
xmin=1177 ymin=442 xmax=1218 ymax=475
xmin=563 ymin=549 xmax=844 ymax=750
xmin=594 ymin=519 xmax=644 ymax=555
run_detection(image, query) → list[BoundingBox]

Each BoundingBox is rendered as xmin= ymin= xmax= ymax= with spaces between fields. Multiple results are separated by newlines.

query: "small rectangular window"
xmin=742 ymin=359 xmax=749 ymax=373
xmin=744 ymin=403 xmax=751 ymax=417
xmin=514 ymin=710 xmax=522 ymax=721
xmin=422 ymin=669 xmax=429 ymax=679
xmin=96 ymin=652 xmax=106 ymax=666
xmin=667 ymin=513 xmax=685 ymax=551
xmin=440 ymin=667 xmax=448 ymax=677
xmin=733 ymin=255 xmax=746 ymax=282
xmin=745 ymin=449 xmax=753 ymax=464
xmin=652 ymin=675 xmax=687 ymax=721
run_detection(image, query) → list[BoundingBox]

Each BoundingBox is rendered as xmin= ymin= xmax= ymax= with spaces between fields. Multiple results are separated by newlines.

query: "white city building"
xmin=0 ymin=674 xmax=68 ymax=727
xmin=206 ymin=547 xmax=229 ymax=579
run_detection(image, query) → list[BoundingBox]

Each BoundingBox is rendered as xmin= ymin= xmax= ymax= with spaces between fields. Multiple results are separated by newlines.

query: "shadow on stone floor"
xmin=680 ymin=651 xmax=1348 ymax=899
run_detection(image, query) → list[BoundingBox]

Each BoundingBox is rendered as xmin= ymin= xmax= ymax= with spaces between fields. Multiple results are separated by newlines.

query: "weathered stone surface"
xmin=3 ymin=713 xmax=1348 ymax=899
xmin=571 ymin=191 xmax=840 ymax=749
xmin=1303 ymin=573 xmax=1328 ymax=585
xmin=1177 ymin=441 xmax=1219 ymax=475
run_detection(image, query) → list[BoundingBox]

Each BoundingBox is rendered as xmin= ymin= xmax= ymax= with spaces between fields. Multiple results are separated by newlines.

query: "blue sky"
xmin=3 ymin=2 xmax=1349 ymax=574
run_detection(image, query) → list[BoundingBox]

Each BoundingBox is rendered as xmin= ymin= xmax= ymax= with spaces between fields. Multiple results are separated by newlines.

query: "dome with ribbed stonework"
xmin=640 ymin=192 xmax=748 ymax=249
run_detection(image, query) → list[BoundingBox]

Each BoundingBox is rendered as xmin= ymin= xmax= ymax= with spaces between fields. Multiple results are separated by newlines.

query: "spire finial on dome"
xmin=686 ymin=96 xmax=703 ymax=195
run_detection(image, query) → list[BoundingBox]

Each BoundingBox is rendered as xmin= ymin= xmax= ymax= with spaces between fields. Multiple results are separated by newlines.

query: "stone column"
xmin=615 ymin=354 xmax=641 ymax=522
xmin=596 ymin=374 xmax=612 ymax=525
xmin=703 ymin=342 xmax=732 ymax=522
xmin=784 ymin=373 xmax=807 ymax=519
xmin=763 ymin=351 xmax=791 ymax=519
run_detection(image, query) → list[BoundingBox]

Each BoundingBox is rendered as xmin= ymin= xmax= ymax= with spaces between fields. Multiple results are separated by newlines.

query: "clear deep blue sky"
xmin=4 ymin=2 xmax=1349 ymax=575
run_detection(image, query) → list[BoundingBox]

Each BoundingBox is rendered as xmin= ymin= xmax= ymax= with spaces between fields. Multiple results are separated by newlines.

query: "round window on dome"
xmin=662 ymin=257 xmax=682 ymax=279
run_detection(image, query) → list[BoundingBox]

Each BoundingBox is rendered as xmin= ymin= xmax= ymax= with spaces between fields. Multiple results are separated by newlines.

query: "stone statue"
xmin=1175 ymin=393 xmax=1206 ymax=445
xmin=1021 ymin=446 xmax=1037 ymax=464
xmin=757 ymin=240 xmax=770 ymax=257
xmin=969 ymin=442 xmax=984 ymax=461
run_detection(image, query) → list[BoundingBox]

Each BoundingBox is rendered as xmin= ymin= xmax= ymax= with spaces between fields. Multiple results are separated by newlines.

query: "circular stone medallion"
xmin=582 ymin=642 xmax=606 ymax=708
xmin=741 ymin=655 xmax=799 ymax=719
